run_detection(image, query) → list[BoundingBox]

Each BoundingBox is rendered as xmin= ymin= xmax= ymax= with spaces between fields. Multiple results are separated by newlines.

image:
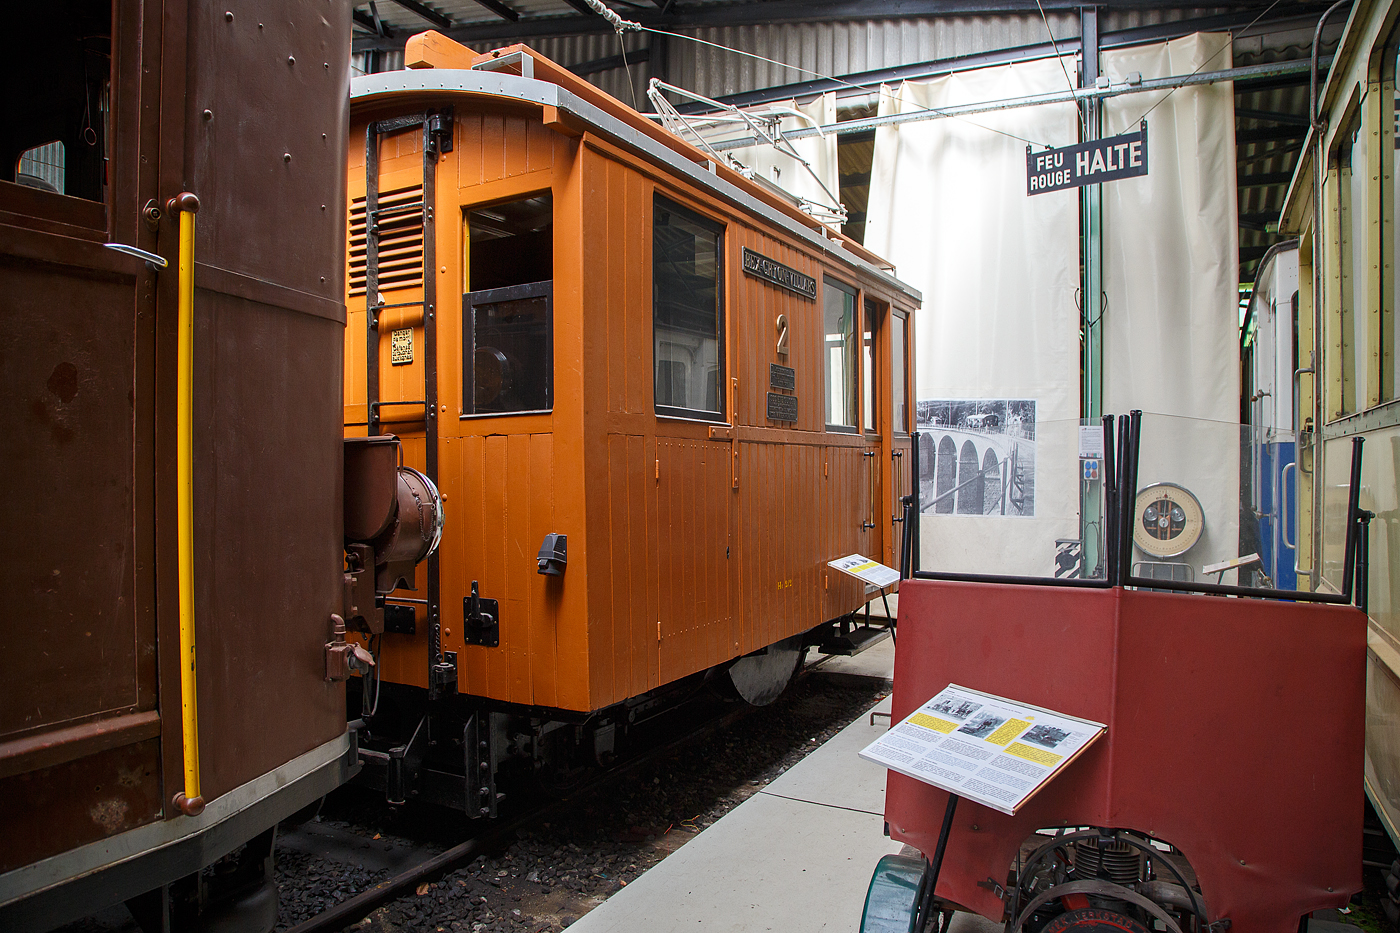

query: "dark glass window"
xmin=654 ymin=195 xmax=724 ymax=418
xmin=463 ymin=195 xmax=553 ymax=415
xmin=3 ymin=3 xmax=111 ymax=204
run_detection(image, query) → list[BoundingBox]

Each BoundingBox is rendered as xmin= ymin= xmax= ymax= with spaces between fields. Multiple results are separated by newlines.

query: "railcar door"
xmin=0 ymin=4 xmax=165 ymax=868
xmin=889 ymin=308 xmax=915 ymax=572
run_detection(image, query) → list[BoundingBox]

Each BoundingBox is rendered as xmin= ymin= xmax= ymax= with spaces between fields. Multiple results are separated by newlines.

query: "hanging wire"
xmin=641 ymin=25 xmax=1055 ymax=149
xmin=617 ymin=30 xmax=640 ymax=110
xmin=1126 ymin=0 xmax=1283 ymax=129
xmin=1034 ymin=0 xmax=1087 ymax=138
xmin=572 ymin=0 xmax=1057 ymax=149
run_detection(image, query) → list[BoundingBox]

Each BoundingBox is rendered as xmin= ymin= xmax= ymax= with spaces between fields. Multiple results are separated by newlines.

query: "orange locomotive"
xmin=343 ymin=34 xmax=920 ymax=812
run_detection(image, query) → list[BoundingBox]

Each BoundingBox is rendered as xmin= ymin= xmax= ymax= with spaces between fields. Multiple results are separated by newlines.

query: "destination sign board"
xmin=767 ymin=392 xmax=798 ymax=422
xmin=742 ymin=247 xmax=817 ymax=300
xmin=1026 ymin=123 xmax=1148 ymax=196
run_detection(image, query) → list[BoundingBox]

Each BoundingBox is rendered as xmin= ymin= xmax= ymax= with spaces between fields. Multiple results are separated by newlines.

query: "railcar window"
xmin=863 ymin=298 xmax=884 ymax=434
xmin=1337 ymin=115 xmax=1367 ymax=415
xmin=3 ymin=4 xmax=110 ymax=204
xmin=825 ymin=278 xmax=859 ymax=430
xmin=892 ymin=312 xmax=908 ymax=434
xmin=463 ymin=195 xmax=554 ymax=415
xmin=653 ymin=195 xmax=724 ymax=419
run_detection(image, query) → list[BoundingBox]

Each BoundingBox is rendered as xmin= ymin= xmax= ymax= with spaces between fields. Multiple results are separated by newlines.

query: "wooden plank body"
xmin=347 ymin=43 xmax=919 ymax=713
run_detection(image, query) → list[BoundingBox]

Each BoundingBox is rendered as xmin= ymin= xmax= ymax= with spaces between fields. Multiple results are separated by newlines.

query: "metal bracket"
xmin=463 ymin=581 xmax=500 ymax=647
xmin=386 ymin=714 xmax=429 ymax=804
xmin=464 ymin=711 xmax=498 ymax=819
xmin=429 ymin=650 xmax=458 ymax=700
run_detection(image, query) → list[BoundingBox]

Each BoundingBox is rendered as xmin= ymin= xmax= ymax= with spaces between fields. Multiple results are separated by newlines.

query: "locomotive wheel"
xmin=860 ymin=854 xmax=926 ymax=933
xmin=1042 ymin=908 xmax=1149 ymax=933
xmin=727 ymin=635 xmax=804 ymax=706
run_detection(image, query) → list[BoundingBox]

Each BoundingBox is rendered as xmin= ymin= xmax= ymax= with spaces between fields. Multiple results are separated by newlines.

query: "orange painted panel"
xmin=347 ymin=65 xmax=918 ymax=720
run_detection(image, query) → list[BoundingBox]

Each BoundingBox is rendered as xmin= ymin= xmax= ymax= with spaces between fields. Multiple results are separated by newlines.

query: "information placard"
xmin=828 ymin=554 xmax=901 ymax=589
xmin=860 ymin=684 xmax=1105 ymax=815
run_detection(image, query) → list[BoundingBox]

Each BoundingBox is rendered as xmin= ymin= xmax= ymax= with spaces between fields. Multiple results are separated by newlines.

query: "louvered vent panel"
xmin=349 ymin=186 xmax=424 ymax=296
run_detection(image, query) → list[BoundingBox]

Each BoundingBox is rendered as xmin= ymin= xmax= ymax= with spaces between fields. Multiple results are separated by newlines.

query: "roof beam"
xmin=568 ymin=47 xmax=652 ymax=76
xmin=1236 ymin=107 xmax=1310 ymax=127
xmin=387 ymin=0 xmax=453 ymax=30
xmin=468 ymin=0 xmax=521 ymax=21
xmin=353 ymin=2 xmax=1332 ymax=49
xmin=353 ymin=7 xmax=393 ymax=37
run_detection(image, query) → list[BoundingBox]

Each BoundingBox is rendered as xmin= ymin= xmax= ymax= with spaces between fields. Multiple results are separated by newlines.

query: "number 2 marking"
xmin=776 ymin=313 xmax=789 ymax=356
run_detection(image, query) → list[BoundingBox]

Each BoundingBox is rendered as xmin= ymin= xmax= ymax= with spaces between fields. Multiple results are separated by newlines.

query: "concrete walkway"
xmin=566 ymin=639 xmax=901 ymax=932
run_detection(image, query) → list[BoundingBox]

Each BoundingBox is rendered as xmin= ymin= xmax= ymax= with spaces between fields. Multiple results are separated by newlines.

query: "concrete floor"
xmin=563 ymin=635 xmax=954 ymax=933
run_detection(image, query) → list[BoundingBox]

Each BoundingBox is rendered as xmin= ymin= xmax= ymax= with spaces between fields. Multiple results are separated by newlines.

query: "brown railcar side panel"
xmin=823 ymin=446 xmax=869 ymax=617
xmin=186 ymin=3 xmax=348 ymax=303
xmin=1 ymin=261 xmax=143 ymax=742
xmin=190 ymin=290 xmax=346 ymax=799
xmin=653 ymin=438 xmax=733 ymax=687
xmin=526 ymin=432 xmax=563 ymax=708
xmin=731 ymin=227 xmax=823 ymax=432
xmin=599 ymin=434 xmax=653 ymax=704
xmin=0 ymin=738 xmax=162 ymax=874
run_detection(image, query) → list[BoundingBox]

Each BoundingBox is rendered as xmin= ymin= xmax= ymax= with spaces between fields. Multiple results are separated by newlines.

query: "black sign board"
xmin=742 ymin=247 xmax=817 ymax=300
xmin=767 ymin=392 xmax=798 ymax=422
xmin=770 ymin=363 xmax=796 ymax=391
xmin=1026 ymin=123 xmax=1148 ymax=196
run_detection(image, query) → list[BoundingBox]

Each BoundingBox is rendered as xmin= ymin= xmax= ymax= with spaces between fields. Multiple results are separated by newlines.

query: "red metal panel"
xmin=886 ymin=579 xmax=1365 ymax=931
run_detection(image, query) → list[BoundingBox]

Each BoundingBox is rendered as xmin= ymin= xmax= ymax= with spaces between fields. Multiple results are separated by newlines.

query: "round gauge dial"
xmin=1132 ymin=483 xmax=1205 ymax=559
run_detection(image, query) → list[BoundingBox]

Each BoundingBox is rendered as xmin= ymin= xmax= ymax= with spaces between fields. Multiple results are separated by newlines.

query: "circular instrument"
xmin=1132 ymin=483 xmax=1204 ymax=559
xmin=474 ymin=346 xmax=512 ymax=407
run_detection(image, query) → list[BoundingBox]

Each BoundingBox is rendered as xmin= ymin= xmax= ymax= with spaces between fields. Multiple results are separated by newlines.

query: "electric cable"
xmin=575 ymin=0 xmax=1058 ymax=149
xmin=1126 ymin=0 xmax=1283 ymax=130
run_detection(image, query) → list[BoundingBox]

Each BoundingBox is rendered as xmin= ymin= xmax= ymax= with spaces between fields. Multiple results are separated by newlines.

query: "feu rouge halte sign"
xmin=1026 ymin=122 xmax=1148 ymax=196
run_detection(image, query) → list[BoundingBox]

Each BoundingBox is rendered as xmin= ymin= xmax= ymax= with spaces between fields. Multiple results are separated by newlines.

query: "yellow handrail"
xmin=168 ymin=192 xmax=205 ymax=817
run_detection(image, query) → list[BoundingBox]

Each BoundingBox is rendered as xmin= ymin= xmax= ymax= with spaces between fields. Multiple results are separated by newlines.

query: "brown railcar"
xmin=345 ymin=36 xmax=920 ymax=811
xmin=0 ymin=3 xmax=369 ymax=930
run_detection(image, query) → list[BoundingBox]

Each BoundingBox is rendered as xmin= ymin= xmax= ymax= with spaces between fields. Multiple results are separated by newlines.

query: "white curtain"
xmin=1102 ymin=34 xmax=1241 ymax=578
xmin=718 ymin=95 xmax=841 ymax=217
xmin=865 ymin=58 xmax=1081 ymax=576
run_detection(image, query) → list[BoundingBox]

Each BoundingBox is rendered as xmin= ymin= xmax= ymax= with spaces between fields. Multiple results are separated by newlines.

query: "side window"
xmin=891 ymin=312 xmax=908 ymax=434
xmin=824 ymin=277 xmax=858 ymax=429
xmin=3 ymin=5 xmax=111 ymax=207
xmin=653 ymin=195 xmax=724 ymax=419
xmin=463 ymin=194 xmax=553 ymax=415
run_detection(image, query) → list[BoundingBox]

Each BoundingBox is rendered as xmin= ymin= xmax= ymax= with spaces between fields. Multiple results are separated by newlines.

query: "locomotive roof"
xmin=350 ymin=44 xmax=920 ymax=306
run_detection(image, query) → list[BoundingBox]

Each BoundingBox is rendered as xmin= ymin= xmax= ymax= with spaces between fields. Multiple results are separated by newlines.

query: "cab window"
xmin=463 ymin=194 xmax=553 ymax=415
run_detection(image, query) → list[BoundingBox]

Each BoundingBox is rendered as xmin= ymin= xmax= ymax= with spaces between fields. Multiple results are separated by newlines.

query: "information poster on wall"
xmin=860 ymin=684 xmax=1105 ymax=815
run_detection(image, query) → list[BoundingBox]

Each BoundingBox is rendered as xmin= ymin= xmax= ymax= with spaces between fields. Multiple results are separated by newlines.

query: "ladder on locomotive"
xmin=362 ymin=108 xmax=457 ymax=698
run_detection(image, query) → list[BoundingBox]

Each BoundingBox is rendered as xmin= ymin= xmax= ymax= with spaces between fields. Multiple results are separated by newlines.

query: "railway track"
xmin=276 ymin=656 xmax=891 ymax=933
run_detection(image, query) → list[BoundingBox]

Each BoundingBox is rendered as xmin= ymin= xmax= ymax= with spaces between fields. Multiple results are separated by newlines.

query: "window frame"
xmin=0 ymin=4 xmax=124 ymax=239
xmin=461 ymin=279 xmax=554 ymax=417
xmin=891 ymin=309 xmax=910 ymax=436
xmin=823 ymin=275 xmax=860 ymax=433
xmin=652 ymin=193 xmax=727 ymax=422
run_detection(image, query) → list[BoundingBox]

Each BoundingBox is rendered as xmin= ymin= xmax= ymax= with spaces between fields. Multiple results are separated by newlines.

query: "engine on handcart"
xmin=1012 ymin=829 xmax=1208 ymax=933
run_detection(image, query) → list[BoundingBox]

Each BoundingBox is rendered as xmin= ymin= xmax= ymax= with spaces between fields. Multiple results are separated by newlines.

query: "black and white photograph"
xmin=1020 ymin=724 xmax=1073 ymax=750
xmin=956 ymin=711 xmax=1008 ymax=740
xmin=931 ymin=696 xmax=983 ymax=721
xmin=916 ymin=399 xmax=1036 ymax=517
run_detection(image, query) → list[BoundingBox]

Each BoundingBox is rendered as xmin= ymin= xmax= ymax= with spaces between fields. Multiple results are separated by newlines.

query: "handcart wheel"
xmin=860 ymin=854 xmax=929 ymax=933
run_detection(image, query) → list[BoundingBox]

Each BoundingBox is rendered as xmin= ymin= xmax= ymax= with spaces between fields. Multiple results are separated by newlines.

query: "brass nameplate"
xmin=767 ymin=392 xmax=798 ymax=422
xmin=390 ymin=328 xmax=413 ymax=365
xmin=742 ymin=247 xmax=817 ymax=300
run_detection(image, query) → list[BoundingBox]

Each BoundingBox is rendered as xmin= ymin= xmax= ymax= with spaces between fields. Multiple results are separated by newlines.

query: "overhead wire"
xmin=1125 ymin=0 xmax=1284 ymax=130
xmin=575 ymin=0 xmax=1057 ymax=149
xmin=1033 ymin=0 xmax=1086 ymax=138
